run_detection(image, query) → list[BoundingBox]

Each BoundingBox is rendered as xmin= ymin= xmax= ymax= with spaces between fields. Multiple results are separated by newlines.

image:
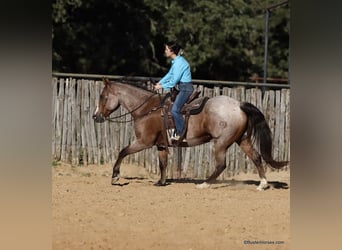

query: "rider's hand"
xmin=154 ymin=82 xmax=163 ymax=91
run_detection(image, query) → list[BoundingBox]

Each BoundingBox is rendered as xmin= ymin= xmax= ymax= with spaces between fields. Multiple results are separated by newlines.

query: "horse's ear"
xmin=103 ymin=78 xmax=110 ymax=86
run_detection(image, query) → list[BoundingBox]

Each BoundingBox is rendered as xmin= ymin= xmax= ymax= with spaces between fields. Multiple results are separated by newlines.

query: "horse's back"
xmin=187 ymin=95 xmax=246 ymax=139
xmin=205 ymin=95 xmax=242 ymax=118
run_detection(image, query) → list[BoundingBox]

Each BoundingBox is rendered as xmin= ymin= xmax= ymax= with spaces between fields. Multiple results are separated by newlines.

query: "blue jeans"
xmin=171 ymin=83 xmax=194 ymax=135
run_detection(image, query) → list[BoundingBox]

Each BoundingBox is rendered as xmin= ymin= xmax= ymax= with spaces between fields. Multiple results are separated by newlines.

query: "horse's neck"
xmin=116 ymin=84 xmax=158 ymax=116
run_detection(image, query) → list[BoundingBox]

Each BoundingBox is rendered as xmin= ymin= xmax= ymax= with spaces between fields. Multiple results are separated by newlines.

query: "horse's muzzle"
xmin=92 ymin=113 xmax=105 ymax=123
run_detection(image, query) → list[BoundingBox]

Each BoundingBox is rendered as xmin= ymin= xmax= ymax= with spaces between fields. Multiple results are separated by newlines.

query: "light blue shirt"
xmin=160 ymin=55 xmax=192 ymax=89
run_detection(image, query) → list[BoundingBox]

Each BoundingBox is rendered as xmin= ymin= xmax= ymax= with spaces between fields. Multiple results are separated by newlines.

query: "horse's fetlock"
xmin=111 ymin=176 xmax=120 ymax=185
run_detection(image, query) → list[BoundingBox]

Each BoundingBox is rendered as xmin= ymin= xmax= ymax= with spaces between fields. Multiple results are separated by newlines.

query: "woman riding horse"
xmin=93 ymin=79 xmax=288 ymax=190
xmin=154 ymin=41 xmax=194 ymax=142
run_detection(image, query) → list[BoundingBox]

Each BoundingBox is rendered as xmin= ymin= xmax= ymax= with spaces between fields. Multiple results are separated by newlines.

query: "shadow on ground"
xmin=119 ymin=177 xmax=289 ymax=189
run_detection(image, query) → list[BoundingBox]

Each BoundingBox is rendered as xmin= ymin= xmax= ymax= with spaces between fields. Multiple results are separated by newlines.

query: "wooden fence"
xmin=52 ymin=77 xmax=290 ymax=180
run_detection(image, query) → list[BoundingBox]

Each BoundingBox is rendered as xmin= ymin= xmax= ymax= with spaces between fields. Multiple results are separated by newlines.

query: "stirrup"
xmin=171 ymin=134 xmax=187 ymax=142
xmin=171 ymin=134 xmax=180 ymax=140
xmin=168 ymin=129 xmax=176 ymax=137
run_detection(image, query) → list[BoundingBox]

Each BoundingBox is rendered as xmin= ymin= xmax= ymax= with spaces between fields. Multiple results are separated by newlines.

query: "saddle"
xmin=161 ymin=88 xmax=209 ymax=146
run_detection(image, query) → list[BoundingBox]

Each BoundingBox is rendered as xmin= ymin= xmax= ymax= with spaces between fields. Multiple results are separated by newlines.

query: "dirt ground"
xmin=52 ymin=163 xmax=290 ymax=250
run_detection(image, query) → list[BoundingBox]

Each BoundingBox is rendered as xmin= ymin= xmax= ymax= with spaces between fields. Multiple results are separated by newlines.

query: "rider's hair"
xmin=165 ymin=41 xmax=184 ymax=56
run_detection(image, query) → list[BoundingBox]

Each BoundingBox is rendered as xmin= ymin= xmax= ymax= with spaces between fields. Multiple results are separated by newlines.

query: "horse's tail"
xmin=240 ymin=102 xmax=288 ymax=169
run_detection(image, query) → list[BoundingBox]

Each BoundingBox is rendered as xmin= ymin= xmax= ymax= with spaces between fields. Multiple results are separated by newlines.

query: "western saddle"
xmin=161 ymin=88 xmax=209 ymax=146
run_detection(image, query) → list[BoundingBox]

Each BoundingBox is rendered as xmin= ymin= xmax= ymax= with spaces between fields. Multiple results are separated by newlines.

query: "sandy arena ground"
xmin=52 ymin=163 xmax=290 ymax=250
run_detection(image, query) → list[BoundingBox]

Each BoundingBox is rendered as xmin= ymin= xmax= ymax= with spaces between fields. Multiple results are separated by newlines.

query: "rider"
xmin=154 ymin=41 xmax=194 ymax=141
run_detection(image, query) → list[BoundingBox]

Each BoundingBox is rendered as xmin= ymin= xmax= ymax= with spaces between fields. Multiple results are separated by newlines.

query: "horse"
xmin=93 ymin=79 xmax=288 ymax=190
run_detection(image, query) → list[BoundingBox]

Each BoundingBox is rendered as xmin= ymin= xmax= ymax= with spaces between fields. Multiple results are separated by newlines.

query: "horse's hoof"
xmin=154 ymin=180 xmax=167 ymax=186
xmin=256 ymin=185 xmax=269 ymax=191
xmin=196 ymin=182 xmax=211 ymax=189
xmin=256 ymin=178 xmax=269 ymax=190
xmin=111 ymin=176 xmax=120 ymax=185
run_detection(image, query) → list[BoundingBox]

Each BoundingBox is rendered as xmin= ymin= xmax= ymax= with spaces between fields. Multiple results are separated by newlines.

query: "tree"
xmin=147 ymin=0 xmax=289 ymax=81
xmin=53 ymin=0 xmax=158 ymax=75
xmin=53 ymin=0 xmax=289 ymax=81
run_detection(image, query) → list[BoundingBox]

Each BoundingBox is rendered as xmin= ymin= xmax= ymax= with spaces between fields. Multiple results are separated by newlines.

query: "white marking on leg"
xmin=196 ymin=182 xmax=211 ymax=189
xmin=94 ymin=105 xmax=99 ymax=114
xmin=257 ymin=178 xmax=268 ymax=191
xmin=111 ymin=175 xmax=120 ymax=185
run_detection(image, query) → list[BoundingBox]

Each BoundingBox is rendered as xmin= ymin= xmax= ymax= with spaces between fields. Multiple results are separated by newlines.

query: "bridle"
xmin=102 ymin=91 xmax=162 ymax=123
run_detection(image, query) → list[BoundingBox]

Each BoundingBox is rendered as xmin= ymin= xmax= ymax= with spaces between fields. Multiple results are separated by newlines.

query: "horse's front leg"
xmin=155 ymin=148 xmax=168 ymax=186
xmin=112 ymin=141 xmax=148 ymax=185
xmin=111 ymin=148 xmax=126 ymax=184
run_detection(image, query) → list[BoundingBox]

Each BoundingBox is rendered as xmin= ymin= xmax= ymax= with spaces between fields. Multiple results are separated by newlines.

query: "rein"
xmin=106 ymin=92 xmax=162 ymax=123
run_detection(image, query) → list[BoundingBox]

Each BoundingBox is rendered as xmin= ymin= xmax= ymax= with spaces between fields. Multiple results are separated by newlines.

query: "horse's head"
xmin=92 ymin=79 xmax=120 ymax=123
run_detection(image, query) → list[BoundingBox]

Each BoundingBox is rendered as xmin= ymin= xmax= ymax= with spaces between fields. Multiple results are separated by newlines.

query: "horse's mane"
xmin=115 ymin=77 xmax=155 ymax=93
xmin=106 ymin=78 xmax=167 ymax=102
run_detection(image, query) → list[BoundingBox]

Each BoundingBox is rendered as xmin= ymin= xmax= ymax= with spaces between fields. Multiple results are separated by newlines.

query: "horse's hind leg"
xmin=238 ymin=137 xmax=269 ymax=190
xmin=197 ymin=143 xmax=228 ymax=189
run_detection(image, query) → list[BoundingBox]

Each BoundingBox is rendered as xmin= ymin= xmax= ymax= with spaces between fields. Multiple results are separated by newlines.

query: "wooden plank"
xmin=54 ymin=79 xmax=62 ymax=161
xmin=237 ymin=137 xmax=245 ymax=174
xmin=213 ymin=86 xmax=220 ymax=97
xmin=84 ymin=80 xmax=92 ymax=164
xmin=244 ymin=88 xmax=250 ymax=105
xmin=274 ymin=90 xmax=281 ymax=161
xmin=240 ymin=86 xmax=245 ymax=101
xmin=93 ymin=81 xmax=101 ymax=164
xmin=104 ymin=119 xmax=111 ymax=164
xmin=266 ymin=90 xmax=275 ymax=169
xmin=279 ymin=89 xmax=286 ymax=161
xmin=221 ymin=87 xmax=232 ymax=177
xmin=256 ymin=88 xmax=262 ymax=111
xmin=70 ymin=78 xmax=78 ymax=165
xmin=203 ymin=87 xmax=212 ymax=179
xmin=251 ymin=88 xmax=257 ymax=106
xmin=199 ymin=144 xmax=205 ymax=179
xmin=228 ymin=88 xmax=237 ymax=175
xmin=81 ymin=80 xmax=90 ymax=165
xmin=111 ymin=121 xmax=119 ymax=162
xmin=93 ymin=81 xmax=101 ymax=163
xmin=112 ymin=115 xmax=121 ymax=161
xmin=61 ymin=78 xmax=69 ymax=162
xmin=51 ymin=78 xmax=58 ymax=160
xmin=75 ymin=80 xmax=82 ymax=165
xmin=119 ymin=106 xmax=126 ymax=163
xmin=106 ymin=122 xmax=112 ymax=164
xmin=262 ymin=90 xmax=270 ymax=119
xmin=284 ymin=89 xmax=291 ymax=165
xmin=57 ymin=78 xmax=65 ymax=161
xmin=153 ymin=148 xmax=158 ymax=175
xmin=88 ymin=80 xmax=97 ymax=164
xmin=66 ymin=79 xmax=74 ymax=163
xmin=268 ymin=90 xmax=275 ymax=140
xmin=197 ymin=84 xmax=204 ymax=98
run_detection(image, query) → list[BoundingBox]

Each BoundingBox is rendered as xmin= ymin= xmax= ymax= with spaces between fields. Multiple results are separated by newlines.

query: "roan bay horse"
xmin=93 ymin=79 xmax=288 ymax=190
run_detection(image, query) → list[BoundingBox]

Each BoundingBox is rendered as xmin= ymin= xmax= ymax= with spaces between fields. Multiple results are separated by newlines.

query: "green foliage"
xmin=52 ymin=160 xmax=61 ymax=167
xmin=53 ymin=0 xmax=289 ymax=81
